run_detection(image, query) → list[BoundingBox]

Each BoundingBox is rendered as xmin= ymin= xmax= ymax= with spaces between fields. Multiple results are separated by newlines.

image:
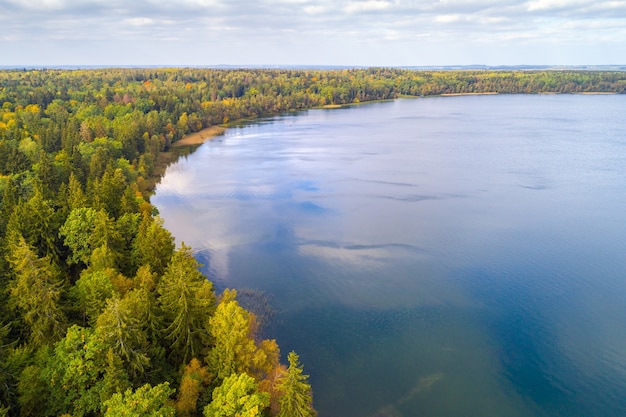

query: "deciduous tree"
xmin=203 ymin=373 xmax=269 ymax=417
xmin=103 ymin=382 xmax=175 ymax=417
xmin=207 ymin=290 xmax=279 ymax=384
xmin=176 ymin=358 xmax=212 ymax=417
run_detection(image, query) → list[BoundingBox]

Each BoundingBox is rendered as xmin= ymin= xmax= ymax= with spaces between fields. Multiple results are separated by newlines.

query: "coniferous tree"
xmin=133 ymin=214 xmax=175 ymax=276
xmin=66 ymin=172 xmax=87 ymax=211
xmin=157 ymin=244 xmax=215 ymax=364
xmin=95 ymin=293 xmax=151 ymax=378
xmin=277 ymin=352 xmax=316 ymax=417
xmin=7 ymin=236 xmax=66 ymax=346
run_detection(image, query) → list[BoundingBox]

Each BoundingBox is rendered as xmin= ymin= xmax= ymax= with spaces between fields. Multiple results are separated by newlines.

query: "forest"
xmin=0 ymin=67 xmax=625 ymax=417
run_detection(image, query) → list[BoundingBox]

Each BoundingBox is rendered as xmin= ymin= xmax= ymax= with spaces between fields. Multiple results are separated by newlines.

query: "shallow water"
xmin=153 ymin=95 xmax=626 ymax=417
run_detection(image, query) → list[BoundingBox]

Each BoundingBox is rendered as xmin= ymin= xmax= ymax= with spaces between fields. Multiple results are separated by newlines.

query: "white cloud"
xmin=304 ymin=4 xmax=328 ymax=14
xmin=5 ymin=0 xmax=68 ymax=9
xmin=1 ymin=0 xmax=624 ymax=65
xmin=526 ymin=0 xmax=586 ymax=11
xmin=345 ymin=0 xmax=392 ymax=13
xmin=435 ymin=14 xmax=463 ymax=23
xmin=126 ymin=17 xmax=154 ymax=26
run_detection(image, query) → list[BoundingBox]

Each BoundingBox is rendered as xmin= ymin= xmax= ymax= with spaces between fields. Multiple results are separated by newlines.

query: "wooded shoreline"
xmin=0 ymin=67 xmax=625 ymax=417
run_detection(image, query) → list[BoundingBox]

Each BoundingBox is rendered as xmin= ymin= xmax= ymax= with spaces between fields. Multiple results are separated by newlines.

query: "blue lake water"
xmin=153 ymin=95 xmax=626 ymax=417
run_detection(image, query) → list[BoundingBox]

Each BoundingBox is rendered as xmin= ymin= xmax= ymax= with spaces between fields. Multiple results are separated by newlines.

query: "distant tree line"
xmin=0 ymin=67 xmax=625 ymax=416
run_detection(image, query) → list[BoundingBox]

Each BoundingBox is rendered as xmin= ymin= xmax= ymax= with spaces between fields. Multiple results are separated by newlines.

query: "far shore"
xmin=440 ymin=91 xmax=619 ymax=96
xmin=577 ymin=92 xmax=618 ymax=95
xmin=171 ymin=125 xmax=226 ymax=148
xmin=440 ymin=92 xmax=499 ymax=96
xmin=166 ymin=91 xmax=619 ymax=149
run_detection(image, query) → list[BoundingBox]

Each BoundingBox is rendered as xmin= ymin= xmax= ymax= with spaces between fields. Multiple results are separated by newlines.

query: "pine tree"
xmin=133 ymin=214 xmax=175 ymax=276
xmin=67 ymin=172 xmax=87 ymax=211
xmin=7 ymin=236 xmax=66 ymax=346
xmin=277 ymin=352 xmax=316 ymax=417
xmin=157 ymin=244 xmax=215 ymax=364
xmin=95 ymin=293 xmax=150 ymax=377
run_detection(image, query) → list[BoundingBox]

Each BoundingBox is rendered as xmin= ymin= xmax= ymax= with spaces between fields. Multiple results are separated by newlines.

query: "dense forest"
xmin=0 ymin=68 xmax=625 ymax=417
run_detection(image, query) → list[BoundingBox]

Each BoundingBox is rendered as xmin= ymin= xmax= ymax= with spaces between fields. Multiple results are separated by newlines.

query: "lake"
xmin=152 ymin=95 xmax=626 ymax=417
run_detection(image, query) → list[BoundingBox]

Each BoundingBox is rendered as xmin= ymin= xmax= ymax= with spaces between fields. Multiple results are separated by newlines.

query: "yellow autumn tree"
xmin=176 ymin=358 xmax=212 ymax=417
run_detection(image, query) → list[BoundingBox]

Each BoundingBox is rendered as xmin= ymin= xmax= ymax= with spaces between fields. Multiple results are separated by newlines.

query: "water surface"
xmin=153 ymin=95 xmax=626 ymax=417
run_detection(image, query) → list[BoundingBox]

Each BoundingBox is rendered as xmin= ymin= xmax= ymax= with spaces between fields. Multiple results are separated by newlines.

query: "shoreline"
xmin=145 ymin=125 xmax=227 ymax=194
xmin=439 ymin=91 xmax=619 ymax=96
xmin=145 ymin=90 xmax=619 ymax=194
xmin=171 ymin=125 xmax=226 ymax=148
xmin=576 ymin=92 xmax=618 ymax=95
xmin=440 ymin=92 xmax=499 ymax=96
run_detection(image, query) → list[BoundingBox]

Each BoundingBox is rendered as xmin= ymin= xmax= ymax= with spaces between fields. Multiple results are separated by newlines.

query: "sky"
xmin=1 ymin=0 xmax=625 ymax=67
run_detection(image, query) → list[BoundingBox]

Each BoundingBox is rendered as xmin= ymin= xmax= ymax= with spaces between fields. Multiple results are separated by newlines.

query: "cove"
xmin=153 ymin=95 xmax=626 ymax=417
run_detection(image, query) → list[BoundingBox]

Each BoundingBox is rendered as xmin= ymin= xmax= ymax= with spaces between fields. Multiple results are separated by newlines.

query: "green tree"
xmin=157 ymin=244 xmax=215 ymax=364
xmin=59 ymin=207 xmax=99 ymax=266
xmin=17 ymin=360 xmax=50 ymax=417
xmin=93 ymin=167 xmax=127 ymax=218
xmin=87 ymin=146 xmax=111 ymax=180
xmin=133 ymin=265 xmax=162 ymax=342
xmin=203 ymin=373 xmax=269 ymax=417
xmin=277 ymin=352 xmax=316 ymax=417
xmin=8 ymin=183 xmax=60 ymax=262
xmin=73 ymin=268 xmax=115 ymax=325
xmin=207 ymin=289 xmax=278 ymax=384
xmin=133 ymin=214 xmax=175 ymax=276
xmin=103 ymin=382 xmax=175 ymax=417
xmin=7 ymin=236 xmax=66 ymax=346
xmin=0 ymin=323 xmax=14 ymax=413
xmin=34 ymin=150 xmax=57 ymax=198
xmin=90 ymin=209 xmax=124 ymax=269
xmin=60 ymin=207 xmax=126 ymax=270
xmin=207 ymin=290 xmax=257 ymax=382
xmin=95 ymin=293 xmax=150 ymax=377
xmin=26 ymin=325 xmax=125 ymax=417
xmin=98 ymin=347 xmax=132 ymax=406
xmin=120 ymin=183 xmax=141 ymax=216
xmin=66 ymin=172 xmax=87 ymax=211
xmin=115 ymin=212 xmax=141 ymax=277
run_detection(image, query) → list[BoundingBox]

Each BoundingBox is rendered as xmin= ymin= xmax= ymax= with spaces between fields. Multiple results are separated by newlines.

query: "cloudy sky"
xmin=2 ymin=0 xmax=625 ymax=66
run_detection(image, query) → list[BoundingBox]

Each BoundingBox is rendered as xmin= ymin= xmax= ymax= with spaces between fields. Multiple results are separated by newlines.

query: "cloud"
xmin=526 ymin=0 xmax=587 ymax=11
xmin=126 ymin=17 xmax=154 ymax=26
xmin=435 ymin=14 xmax=463 ymax=23
xmin=1 ymin=0 xmax=625 ymax=65
xmin=303 ymin=4 xmax=329 ymax=14
xmin=345 ymin=0 xmax=392 ymax=13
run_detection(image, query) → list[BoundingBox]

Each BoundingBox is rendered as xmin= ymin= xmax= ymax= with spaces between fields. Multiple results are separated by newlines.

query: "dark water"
xmin=153 ymin=95 xmax=626 ymax=417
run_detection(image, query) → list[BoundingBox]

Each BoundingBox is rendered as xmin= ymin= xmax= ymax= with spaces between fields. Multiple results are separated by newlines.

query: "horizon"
xmin=2 ymin=65 xmax=626 ymax=71
xmin=2 ymin=0 xmax=625 ymax=67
